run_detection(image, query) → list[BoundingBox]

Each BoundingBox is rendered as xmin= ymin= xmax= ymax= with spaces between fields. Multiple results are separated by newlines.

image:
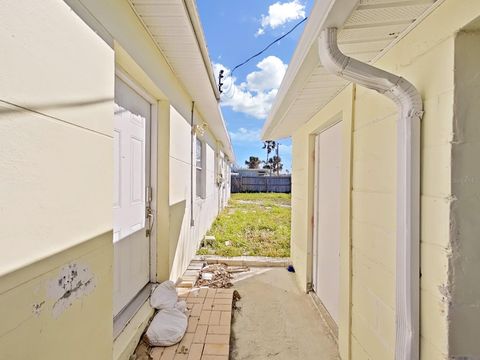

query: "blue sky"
xmin=197 ymin=0 xmax=312 ymax=172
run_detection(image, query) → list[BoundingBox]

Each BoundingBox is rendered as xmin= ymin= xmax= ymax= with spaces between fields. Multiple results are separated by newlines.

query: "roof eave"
xmin=129 ymin=0 xmax=234 ymax=160
xmin=183 ymin=0 xmax=221 ymax=101
xmin=261 ymin=0 xmax=358 ymax=140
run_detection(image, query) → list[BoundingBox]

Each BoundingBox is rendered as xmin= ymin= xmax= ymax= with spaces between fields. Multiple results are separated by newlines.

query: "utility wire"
xmin=230 ymin=17 xmax=308 ymax=76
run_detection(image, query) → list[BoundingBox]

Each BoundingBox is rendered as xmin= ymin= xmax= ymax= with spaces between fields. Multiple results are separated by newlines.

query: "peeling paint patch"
xmin=32 ymin=301 xmax=45 ymax=317
xmin=47 ymin=262 xmax=96 ymax=318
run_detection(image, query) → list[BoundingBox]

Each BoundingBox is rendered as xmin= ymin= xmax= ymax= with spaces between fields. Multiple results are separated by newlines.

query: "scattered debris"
xmin=195 ymin=263 xmax=249 ymax=288
xmin=225 ymin=240 xmax=232 ymax=246
xmin=177 ymin=345 xmax=189 ymax=354
xmin=201 ymin=235 xmax=216 ymax=247
xmin=201 ymin=272 xmax=213 ymax=281
xmin=287 ymin=265 xmax=295 ymax=273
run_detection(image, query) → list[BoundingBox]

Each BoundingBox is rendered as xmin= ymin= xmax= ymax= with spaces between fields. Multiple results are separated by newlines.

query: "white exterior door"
xmin=113 ymin=76 xmax=151 ymax=316
xmin=313 ymin=121 xmax=342 ymax=324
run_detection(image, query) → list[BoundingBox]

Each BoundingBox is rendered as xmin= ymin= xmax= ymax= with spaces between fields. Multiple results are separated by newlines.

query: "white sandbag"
xmin=145 ymin=308 xmax=188 ymax=347
xmin=150 ymin=281 xmax=177 ymax=310
xmin=174 ymin=300 xmax=187 ymax=314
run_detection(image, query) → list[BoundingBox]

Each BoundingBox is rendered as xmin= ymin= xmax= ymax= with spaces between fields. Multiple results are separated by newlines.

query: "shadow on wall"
xmin=168 ymin=200 xmax=187 ymax=280
xmin=0 ymin=98 xmax=113 ymax=114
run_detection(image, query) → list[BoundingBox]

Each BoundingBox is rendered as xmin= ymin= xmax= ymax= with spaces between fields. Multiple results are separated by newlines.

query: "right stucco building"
xmin=263 ymin=0 xmax=480 ymax=359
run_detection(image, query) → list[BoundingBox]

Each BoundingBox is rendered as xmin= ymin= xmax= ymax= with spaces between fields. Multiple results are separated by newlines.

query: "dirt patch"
xmin=230 ymin=268 xmax=340 ymax=360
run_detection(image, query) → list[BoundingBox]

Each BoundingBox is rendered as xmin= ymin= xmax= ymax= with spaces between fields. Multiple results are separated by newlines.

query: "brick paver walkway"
xmin=149 ymin=287 xmax=233 ymax=360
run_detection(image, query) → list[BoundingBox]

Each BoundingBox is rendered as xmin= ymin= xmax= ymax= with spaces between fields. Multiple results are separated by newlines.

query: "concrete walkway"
xmin=231 ymin=268 xmax=340 ymax=360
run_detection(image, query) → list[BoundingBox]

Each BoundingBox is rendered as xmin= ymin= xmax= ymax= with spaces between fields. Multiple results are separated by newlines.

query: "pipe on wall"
xmin=318 ymin=28 xmax=423 ymax=360
xmin=190 ymin=101 xmax=195 ymax=227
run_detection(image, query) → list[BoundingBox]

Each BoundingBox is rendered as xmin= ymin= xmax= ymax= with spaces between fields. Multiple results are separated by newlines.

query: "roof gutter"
xmin=318 ymin=28 xmax=422 ymax=360
xmin=182 ymin=0 xmax=221 ymax=101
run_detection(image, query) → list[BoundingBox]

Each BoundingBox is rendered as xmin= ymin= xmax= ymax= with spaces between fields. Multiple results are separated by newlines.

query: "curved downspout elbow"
xmin=319 ymin=28 xmax=422 ymax=360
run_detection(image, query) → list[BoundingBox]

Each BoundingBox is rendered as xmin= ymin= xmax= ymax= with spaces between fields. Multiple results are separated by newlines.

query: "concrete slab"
xmin=230 ymin=268 xmax=340 ymax=360
xmin=194 ymin=255 xmax=290 ymax=267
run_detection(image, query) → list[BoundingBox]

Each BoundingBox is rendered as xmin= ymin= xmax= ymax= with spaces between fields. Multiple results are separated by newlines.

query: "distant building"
xmin=235 ymin=168 xmax=270 ymax=177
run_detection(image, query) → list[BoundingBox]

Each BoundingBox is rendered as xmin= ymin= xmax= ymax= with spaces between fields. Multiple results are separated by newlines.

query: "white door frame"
xmin=115 ymin=68 xmax=158 ymax=283
xmin=113 ymin=69 xmax=160 ymax=338
xmin=311 ymin=116 xmax=342 ymax=334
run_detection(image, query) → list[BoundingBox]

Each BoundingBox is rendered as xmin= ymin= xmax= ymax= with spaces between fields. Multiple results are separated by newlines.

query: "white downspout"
xmin=318 ymin=28 xmax=422 ymax=360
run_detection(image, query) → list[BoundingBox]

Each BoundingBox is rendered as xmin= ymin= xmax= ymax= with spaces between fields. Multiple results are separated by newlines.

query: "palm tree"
xmin=262 ymin=140 xmax=276 ymax=175
xmin=245 ymin=156 xmax=261 ymax=169
xmin=263 ymin=155 xmax=283 ymax=175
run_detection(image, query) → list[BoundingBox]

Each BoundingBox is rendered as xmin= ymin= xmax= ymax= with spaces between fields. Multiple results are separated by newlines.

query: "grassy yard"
xmin=198 ymin=193 xmax=291 ymax=257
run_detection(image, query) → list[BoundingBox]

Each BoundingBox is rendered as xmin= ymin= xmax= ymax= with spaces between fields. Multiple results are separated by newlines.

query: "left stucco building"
xmin=0 ymin=1 xmax=233 ymax=359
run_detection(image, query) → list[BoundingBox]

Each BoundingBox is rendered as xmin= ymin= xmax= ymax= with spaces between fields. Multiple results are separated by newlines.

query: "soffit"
xmin=128 ymin=0 xmax=235 ymax=161
xmin=263 ymin=0 xmax=441 ymax=140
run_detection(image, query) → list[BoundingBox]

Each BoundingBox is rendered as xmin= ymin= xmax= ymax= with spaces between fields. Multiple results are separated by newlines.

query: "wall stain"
xmin=32 ymin=301 xmax=45 ymax=317
xmin=47 ymin=262 xmax=96 ymax=318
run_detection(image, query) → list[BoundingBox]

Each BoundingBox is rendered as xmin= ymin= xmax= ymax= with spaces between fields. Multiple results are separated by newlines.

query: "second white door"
xmin=313 ymin=121 xmax=342 ymax=324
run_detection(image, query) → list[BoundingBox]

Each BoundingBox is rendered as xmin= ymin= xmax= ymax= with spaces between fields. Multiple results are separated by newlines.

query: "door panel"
xmin=113 ymin=76 xmax=151 ymax=316
xmin=313 ymin=121 xmax=342 ymax=324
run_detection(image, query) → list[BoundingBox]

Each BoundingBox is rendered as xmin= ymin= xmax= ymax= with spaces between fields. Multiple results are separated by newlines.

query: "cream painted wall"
xmin=0 ymin=233 xmax=113 ymax=360
xmin=168 ymin=106 xmax=224 ymax=282
xmin=65 ymin=0 xmax=232 ymax=284
xmin=291 ymin=85 xmax=354 ymax=360
xmin=0 ymin=1 xmax=114 ymax=358
xmin=290 ymin=1 xmax=480 ymax=359
xmin=66 ymin=0 xmax=201 ymax=137
xmin=1 ymin=1 xmax=231 ymax=359
xmin=350 ymin=1 xmax=480 ymax=357
xmin=449 ymin=28 xmax=480 ymax=358
xmin=0 ymin=0 xmax=114 ymax=277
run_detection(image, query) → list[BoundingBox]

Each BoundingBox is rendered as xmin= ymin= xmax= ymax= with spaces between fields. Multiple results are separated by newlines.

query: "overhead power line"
xmin=231 ymin=17 xmax=308 ymax=75
xmin=218 ymin=17 xmax=308 ymax=93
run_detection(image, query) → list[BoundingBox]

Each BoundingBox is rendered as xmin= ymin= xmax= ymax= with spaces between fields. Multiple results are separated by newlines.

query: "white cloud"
xmin=229 ymin=128 xmax=261 ymax=142
xmin=279 ymin=144 xmax=292 ymax=155
xmin=256 ymin=0 xmax=306 ymax=36
xmin=246 ymin=56 xmax=287 ymax=92
xmin=214 ymin=56 xmax=287 ymax=119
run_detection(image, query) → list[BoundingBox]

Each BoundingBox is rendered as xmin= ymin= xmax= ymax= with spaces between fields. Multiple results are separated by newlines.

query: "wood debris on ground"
xmin=195 ymin=263 xmax=249 ymax=288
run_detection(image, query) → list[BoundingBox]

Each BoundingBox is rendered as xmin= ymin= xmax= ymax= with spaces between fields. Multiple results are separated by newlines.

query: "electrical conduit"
xmin=318 ymin=28 xmax=423 ymax=360
xmin=190 ymin=101 xmax=195 ymax=227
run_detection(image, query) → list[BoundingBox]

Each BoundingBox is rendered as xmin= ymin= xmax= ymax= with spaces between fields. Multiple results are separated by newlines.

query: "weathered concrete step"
xmin=193 ymin=255 xmax=290 ymax=267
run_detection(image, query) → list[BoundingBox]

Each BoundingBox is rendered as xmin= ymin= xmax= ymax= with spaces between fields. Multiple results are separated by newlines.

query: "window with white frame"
xmin=196 ymin=138 xmax=205 ymax=198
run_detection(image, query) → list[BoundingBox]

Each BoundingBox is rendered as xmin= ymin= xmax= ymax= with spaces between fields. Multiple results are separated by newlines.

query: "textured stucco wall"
xmin=449 ymin=28 xmax=480 ymax=358
xmin=290 ymin=1 xmax=480 ymax=359
xmin=349 ymin=1 xmax=480 ymax=357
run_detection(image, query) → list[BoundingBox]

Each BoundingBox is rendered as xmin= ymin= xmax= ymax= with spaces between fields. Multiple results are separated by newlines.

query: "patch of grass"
xmin=197 ymin=193 xmax=291 ymax=257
